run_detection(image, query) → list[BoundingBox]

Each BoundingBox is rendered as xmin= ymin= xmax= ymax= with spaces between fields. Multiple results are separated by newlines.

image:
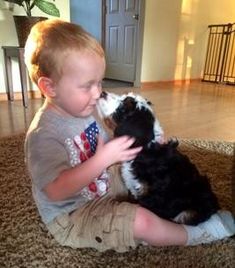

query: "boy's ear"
xmin=38 ymin=77 xmax=56 ymax=97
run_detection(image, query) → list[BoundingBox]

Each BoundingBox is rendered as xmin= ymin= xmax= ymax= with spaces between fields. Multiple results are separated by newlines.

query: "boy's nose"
xmin=91 ymin=85 xmax=102 ymax=100
xmin=100 ymin=91 xmax=107 ymax=99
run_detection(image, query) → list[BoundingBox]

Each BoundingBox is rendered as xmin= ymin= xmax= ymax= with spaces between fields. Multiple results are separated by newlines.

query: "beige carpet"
xmin=0 ymin=134 xmax=234 ymax=268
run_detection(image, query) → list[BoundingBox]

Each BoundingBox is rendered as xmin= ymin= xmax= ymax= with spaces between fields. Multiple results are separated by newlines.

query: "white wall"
xmin=0 ymin=0 xmax=70 ymax=93
xmin=141 ymin=0 xmax=235 ymax=82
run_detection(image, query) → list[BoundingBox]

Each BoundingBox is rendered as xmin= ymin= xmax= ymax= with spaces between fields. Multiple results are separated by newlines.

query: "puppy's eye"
xmin=147 ymin=100 xmax=152 ymax=105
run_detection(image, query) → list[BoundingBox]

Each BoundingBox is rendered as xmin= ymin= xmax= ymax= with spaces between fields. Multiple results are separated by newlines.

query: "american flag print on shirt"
xmin=84 ymin=121 xmax=99 ymax=153
xmin=73 ymin=121 xmax=99 ymax=161
xmin=73 ymin=121 xmax=110 ymax=200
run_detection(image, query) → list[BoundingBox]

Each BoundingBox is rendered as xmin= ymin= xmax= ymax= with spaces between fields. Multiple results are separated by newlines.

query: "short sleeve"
xmin=25 ymin=130 xmax=70 ymax=190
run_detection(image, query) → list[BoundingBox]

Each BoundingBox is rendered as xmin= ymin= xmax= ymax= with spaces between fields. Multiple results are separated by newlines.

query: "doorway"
xmin=102 ymin=0 xmax=145 ymax=86
xmin=70 ymin=0 xmax=145 ymax=87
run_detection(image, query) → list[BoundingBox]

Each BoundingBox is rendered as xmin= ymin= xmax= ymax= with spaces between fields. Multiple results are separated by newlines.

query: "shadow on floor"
xmin=102 ymin=79 xmax=133 ymax=88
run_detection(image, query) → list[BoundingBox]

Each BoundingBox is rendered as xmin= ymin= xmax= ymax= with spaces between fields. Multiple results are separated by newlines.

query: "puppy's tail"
xmin=167 ymin=137 xmax=179 ymax=147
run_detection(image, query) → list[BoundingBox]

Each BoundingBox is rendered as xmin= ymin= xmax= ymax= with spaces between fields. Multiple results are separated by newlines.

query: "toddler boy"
xmin=25 ymin=19 xmax=235 ymax=252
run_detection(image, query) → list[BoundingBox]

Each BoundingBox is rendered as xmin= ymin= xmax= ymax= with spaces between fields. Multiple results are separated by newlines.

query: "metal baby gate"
xmin=202 ymin=23 xmax=235 ymax=85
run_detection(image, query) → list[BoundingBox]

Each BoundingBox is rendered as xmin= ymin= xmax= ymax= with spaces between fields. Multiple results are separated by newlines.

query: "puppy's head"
xmin=97 ymin=91 xmax=155 ymax=147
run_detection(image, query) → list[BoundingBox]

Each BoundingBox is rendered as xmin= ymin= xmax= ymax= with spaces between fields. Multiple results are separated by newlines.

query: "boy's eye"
xmin=81 ymin=81 xmax=103 ymax=90
xmin=85 ymin=84 xmax=92 ymax=89
xmin=80 ymin=83 xmax=92 ymax=90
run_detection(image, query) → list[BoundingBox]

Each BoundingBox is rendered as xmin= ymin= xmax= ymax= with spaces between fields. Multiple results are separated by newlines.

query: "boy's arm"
xmin=44 ymin=136 xmax=142 ymax=201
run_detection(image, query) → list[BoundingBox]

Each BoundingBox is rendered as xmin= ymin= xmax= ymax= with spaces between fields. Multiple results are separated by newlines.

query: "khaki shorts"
xmin=46 ymin=165 xmax=139 ymax=252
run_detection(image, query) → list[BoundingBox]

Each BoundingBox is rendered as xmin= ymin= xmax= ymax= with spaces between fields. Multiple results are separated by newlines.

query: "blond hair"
xmin=25 ymin=19 xmax=105 ymax=84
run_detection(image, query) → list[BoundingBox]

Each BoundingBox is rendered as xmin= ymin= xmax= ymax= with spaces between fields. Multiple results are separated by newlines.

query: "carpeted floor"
xmin=0 ymin=134 xmax=234 ymax=268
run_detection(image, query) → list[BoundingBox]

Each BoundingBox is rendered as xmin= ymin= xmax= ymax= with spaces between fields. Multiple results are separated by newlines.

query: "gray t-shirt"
xmin=25 ymin=107 xmax=110 ymax=224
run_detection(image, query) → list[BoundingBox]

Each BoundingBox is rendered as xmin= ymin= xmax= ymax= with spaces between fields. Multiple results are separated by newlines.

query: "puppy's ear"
xmin=123 ymin=97 xmax=136 ymax=111
xmin=113 ymin=97 xmax=136 ymax=123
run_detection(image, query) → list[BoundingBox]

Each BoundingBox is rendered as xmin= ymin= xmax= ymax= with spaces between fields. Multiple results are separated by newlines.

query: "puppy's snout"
xmin=100 ymin=91 xmax=107 ymax=99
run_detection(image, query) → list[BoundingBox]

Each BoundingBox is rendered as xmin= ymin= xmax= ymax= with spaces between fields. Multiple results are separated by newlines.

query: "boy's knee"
xmin=133 ymin=207 xmax=156 ymax=238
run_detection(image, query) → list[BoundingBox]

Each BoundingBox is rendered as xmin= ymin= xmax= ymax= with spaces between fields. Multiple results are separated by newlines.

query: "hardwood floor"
xmin=0 ymin=81 xmax=235 ymax=141
xmin=141 ymin=81 xmax=235 ymax=142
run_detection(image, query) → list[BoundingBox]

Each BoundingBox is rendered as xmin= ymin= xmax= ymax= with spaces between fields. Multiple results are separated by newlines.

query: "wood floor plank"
xmin=0 ymin=81 xmax=234 ymax=141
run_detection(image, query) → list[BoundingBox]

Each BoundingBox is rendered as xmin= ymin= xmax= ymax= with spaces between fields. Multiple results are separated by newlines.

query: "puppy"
xmin=97 ymin=91 xmax=220 ymax=225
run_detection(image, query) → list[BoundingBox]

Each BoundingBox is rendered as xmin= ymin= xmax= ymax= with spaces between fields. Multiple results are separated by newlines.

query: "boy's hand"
xmin=96 ymin=136 xmax=142 ymax=167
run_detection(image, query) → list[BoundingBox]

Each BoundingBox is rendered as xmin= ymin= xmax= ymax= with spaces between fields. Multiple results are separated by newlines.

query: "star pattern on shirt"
xmin=70 ymin=121 xmax=110 ymax=199
xmin=84 ymin=121 xmax=99 ymax=153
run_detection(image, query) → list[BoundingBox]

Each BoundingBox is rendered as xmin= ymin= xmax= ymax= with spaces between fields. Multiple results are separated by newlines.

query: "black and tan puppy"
xmin=97 ymin=91 xmax=220 ymax=225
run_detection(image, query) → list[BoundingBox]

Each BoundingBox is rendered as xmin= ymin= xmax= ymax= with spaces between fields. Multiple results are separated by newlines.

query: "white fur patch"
xmin=97 ymin=93 xmax=122 ymax=118
xmin=121 ymin=161 xmax=144 ymax=198
xmin=153 ymin=121 xmax=164 ymax=143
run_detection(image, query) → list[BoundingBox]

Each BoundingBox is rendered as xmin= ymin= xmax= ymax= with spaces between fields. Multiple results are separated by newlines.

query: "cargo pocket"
xmin=46 ymin=214 xmax=72 ymax=245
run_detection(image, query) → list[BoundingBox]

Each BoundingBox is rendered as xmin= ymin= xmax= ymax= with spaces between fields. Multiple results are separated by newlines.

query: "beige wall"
xmin=0 ymin=0 xmax=70 ymax=93
xmin=141 ymin=0 xmax=235 ymax=82
xmin=1 ymin=0 xmax=235 ymax=93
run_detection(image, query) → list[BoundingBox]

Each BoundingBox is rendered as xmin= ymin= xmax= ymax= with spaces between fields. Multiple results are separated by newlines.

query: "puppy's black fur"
xmin=113 ymin=96 xmax=155 ymax=148
xmin=100 ymin=93 xmax=220 ymax=225
xmin=131 ymin=140 xmax=219 ymax=225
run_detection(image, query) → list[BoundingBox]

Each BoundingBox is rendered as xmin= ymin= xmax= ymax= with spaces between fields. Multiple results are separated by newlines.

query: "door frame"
xmin=101 ymin=0 xmax=145 ymax=87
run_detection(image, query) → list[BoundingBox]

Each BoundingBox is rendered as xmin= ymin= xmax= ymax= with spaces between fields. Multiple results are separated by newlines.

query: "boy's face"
xmin=51 ymin=50 xmax=105 ymax=117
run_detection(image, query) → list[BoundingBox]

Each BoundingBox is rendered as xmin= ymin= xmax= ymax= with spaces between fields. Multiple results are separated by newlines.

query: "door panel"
xmin=105 ymin=0 xmax=139 ymax=82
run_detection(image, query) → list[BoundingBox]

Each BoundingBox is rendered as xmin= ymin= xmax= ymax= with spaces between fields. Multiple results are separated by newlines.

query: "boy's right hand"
xmin=96 ymin=136 xmax=142 ymax=167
